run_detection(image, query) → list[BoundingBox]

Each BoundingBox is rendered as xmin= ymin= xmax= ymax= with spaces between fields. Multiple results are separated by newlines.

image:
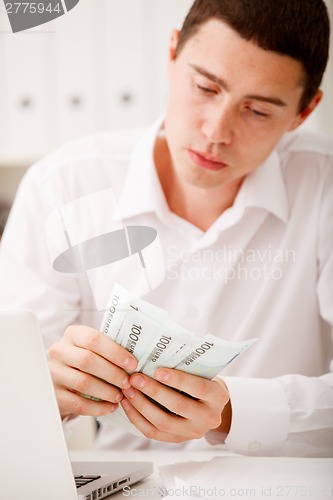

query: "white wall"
xmin=0 ymin=0 xmax=192 ymax=168
xmin=301 ymin=0 xmax=333 ymax=139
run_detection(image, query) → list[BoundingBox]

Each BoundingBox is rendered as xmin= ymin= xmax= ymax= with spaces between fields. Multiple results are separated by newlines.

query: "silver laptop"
xmin=0 ymin=309 xmax=153 ymax=500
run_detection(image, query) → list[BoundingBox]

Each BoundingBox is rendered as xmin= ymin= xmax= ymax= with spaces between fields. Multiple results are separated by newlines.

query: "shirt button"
xmin=248 ymin=441 xmax=261 ymax=452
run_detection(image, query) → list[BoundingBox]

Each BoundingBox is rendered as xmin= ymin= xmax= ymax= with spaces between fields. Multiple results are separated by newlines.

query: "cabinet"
xmin=0 ymin=0 xmax=192 ymax=211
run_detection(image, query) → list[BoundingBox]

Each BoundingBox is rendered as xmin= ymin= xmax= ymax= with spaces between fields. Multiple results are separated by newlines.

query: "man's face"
xmin=163 ymin=19 xmax=317 ymax=191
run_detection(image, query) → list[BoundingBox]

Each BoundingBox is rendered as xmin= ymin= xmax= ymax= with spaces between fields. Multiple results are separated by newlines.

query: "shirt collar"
xmin=234 ymin=149 xmax=289 ymax=223
xmin=118 ymin=117 xmax=289 ymax=224
xmin=117 ymin=116 xmax=168 ymax=221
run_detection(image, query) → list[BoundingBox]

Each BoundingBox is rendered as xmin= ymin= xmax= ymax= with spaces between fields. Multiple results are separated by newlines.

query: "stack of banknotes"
xmin=96 ymin=283 xmax=257 ymax=436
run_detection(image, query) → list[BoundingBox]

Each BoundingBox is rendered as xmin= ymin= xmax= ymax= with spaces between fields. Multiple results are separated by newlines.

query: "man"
xmin=0 ymin=0 xmax=332 ymax=456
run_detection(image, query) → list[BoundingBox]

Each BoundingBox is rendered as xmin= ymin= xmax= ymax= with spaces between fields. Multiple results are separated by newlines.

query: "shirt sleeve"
xmin=0 ymin=164 xmax=82 ymax=350
xmin=221 ymin=373 xmax=333 ymax=457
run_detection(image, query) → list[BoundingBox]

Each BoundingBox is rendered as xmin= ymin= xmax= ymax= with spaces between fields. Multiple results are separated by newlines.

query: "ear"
xmin=288 ymin=90 xmax=323 ymax=131
xmin=168 ymin=29 xmax=180 ymax=61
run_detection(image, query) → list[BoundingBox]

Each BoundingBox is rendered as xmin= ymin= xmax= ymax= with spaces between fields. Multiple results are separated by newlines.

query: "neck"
xmin=155 ymin=137 xmax=242 ymax=231
xmin=168 ymin=177 xmax=240 ymax=231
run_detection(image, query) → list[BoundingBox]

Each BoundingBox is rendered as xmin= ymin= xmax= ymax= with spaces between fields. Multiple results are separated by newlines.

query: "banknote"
xmin=82 ymin=284 xmax=169 ymax=399
xmin=118 ymin=310 xmax=163 ymax=373
xmin=136 ymin=321 xmax=194 ymax=376
xmin=173 ymin=334 xmax=258 ymax=379
xmin=101 ymin=283 xmax=168 ymax=344
xmin=97 ymin=283 xmax=257 ymax=435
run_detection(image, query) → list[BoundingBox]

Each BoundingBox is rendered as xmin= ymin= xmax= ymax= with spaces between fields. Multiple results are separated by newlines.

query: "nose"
xmin=201 ymin=101 xmax=234 ymax=145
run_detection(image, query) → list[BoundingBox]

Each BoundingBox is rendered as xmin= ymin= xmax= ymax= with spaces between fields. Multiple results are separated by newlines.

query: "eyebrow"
xmin=189 ymin=63 xmax=288 ymax=107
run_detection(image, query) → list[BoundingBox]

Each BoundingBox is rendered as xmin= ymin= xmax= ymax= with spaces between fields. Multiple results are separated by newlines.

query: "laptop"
xmin=0 ymin=309 xmax=153 ymax=500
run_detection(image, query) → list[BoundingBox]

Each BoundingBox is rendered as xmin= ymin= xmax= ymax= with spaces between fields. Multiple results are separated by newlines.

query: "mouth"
xmin=187 ymin=148 xmax=228 ymax=171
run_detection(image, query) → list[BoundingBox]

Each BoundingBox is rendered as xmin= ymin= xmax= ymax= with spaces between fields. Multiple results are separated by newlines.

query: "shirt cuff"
xmin=223 ymin=376 xmax=289 ymax=456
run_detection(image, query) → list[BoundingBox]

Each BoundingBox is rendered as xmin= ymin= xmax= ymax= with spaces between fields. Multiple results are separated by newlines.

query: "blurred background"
xmin=0 ymin=0 xmax=332 ymax=234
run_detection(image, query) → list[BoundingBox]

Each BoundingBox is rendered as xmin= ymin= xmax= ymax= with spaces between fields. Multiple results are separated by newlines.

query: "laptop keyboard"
xmin=75 ymin=475 xmax=101 ymax=488
xmin=74 ymin=474 xmax=131 ymax=500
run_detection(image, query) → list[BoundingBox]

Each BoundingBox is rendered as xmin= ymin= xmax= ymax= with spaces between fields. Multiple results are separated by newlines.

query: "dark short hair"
xmin=176 ymin=0 xmax=330 ymax=112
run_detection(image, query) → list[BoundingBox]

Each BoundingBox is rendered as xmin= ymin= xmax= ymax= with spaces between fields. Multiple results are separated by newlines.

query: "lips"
xmin=188 ymin=148 xmax=228 ymax=171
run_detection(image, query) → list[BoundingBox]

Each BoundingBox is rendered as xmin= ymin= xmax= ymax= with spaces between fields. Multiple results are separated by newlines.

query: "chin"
xmin=182 ymin=172 xmax=225 ymax=190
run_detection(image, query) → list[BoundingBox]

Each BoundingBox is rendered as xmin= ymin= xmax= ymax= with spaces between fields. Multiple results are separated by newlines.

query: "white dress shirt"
xmin=0 ymin=117 xmax=332 ymax=456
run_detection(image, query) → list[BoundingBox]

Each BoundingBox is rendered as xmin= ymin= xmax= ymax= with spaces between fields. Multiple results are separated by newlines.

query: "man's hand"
xmin=48 ymin=325 xmax=137 ymax=419
xmin=121 ymin=368 xmax=231 ymax=442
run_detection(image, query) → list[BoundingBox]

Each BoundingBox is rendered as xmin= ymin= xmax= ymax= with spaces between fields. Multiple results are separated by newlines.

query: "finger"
xmin=63 ymin=326 xmax=138 ymax=372
xmin=124 ymin=378 xmax=204 ymax=434
xmin=120 ymin=395 xmax=189 ymax=443
xmin=55 ymin=386 xmax=118 ymax=418
xmin=51 ymin=362 xmax=124 ymax=404
xmin=129 ymin=372 xmax=227 ymax=432
xmin=154 ymin=368 xmax=228 ymax=405
xmin=51 ymin=343 xmax=131 ymax=390
xmin=154 ymin=370 xmax=229 ymax=430
xmin=129 ymin=373 xmax=205 ymax=420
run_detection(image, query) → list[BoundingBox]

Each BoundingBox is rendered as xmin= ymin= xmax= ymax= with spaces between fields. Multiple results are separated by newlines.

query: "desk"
xmin=69 ymin=450 xmax=333 ymax=499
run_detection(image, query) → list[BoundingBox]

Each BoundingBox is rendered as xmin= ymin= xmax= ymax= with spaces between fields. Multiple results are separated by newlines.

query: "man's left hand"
xmin=121 ymin=368 xmax=230 ymax=442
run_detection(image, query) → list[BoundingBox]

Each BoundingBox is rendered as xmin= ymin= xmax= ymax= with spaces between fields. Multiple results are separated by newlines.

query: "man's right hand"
xmin=48 ymin=325 xmax=137 ymax=419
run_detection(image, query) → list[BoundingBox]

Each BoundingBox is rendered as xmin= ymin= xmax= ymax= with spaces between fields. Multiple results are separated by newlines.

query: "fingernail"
xmin=121 ymin=375 xmax=130 ymax=388
xmin=132 ymin=375 xmax=145 ymax=388
xmin=155 ymin=369 xmax=168 ymax=382
xmin=115 ymin=392 xmax=123 ymax=403
xmin=123 ymin=387 xmax=135 ymax=399
xmin=121 ymin=399 xmax=130 ymax=410
xmin=123 ymin=357 xmax=137 ymax=371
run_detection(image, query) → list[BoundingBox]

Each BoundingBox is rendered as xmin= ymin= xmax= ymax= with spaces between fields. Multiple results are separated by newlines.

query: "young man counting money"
xmin=0 ymin=0 xmax=332 ymax=456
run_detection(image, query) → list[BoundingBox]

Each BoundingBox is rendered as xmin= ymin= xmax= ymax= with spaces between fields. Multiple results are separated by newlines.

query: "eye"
xmin=195 ymin=84 xmax=217 ymax=95
xmin=246 ymin=106 xmax=270 ymax=119
xmin=251 ymin=109 xmax=269 ymax=117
